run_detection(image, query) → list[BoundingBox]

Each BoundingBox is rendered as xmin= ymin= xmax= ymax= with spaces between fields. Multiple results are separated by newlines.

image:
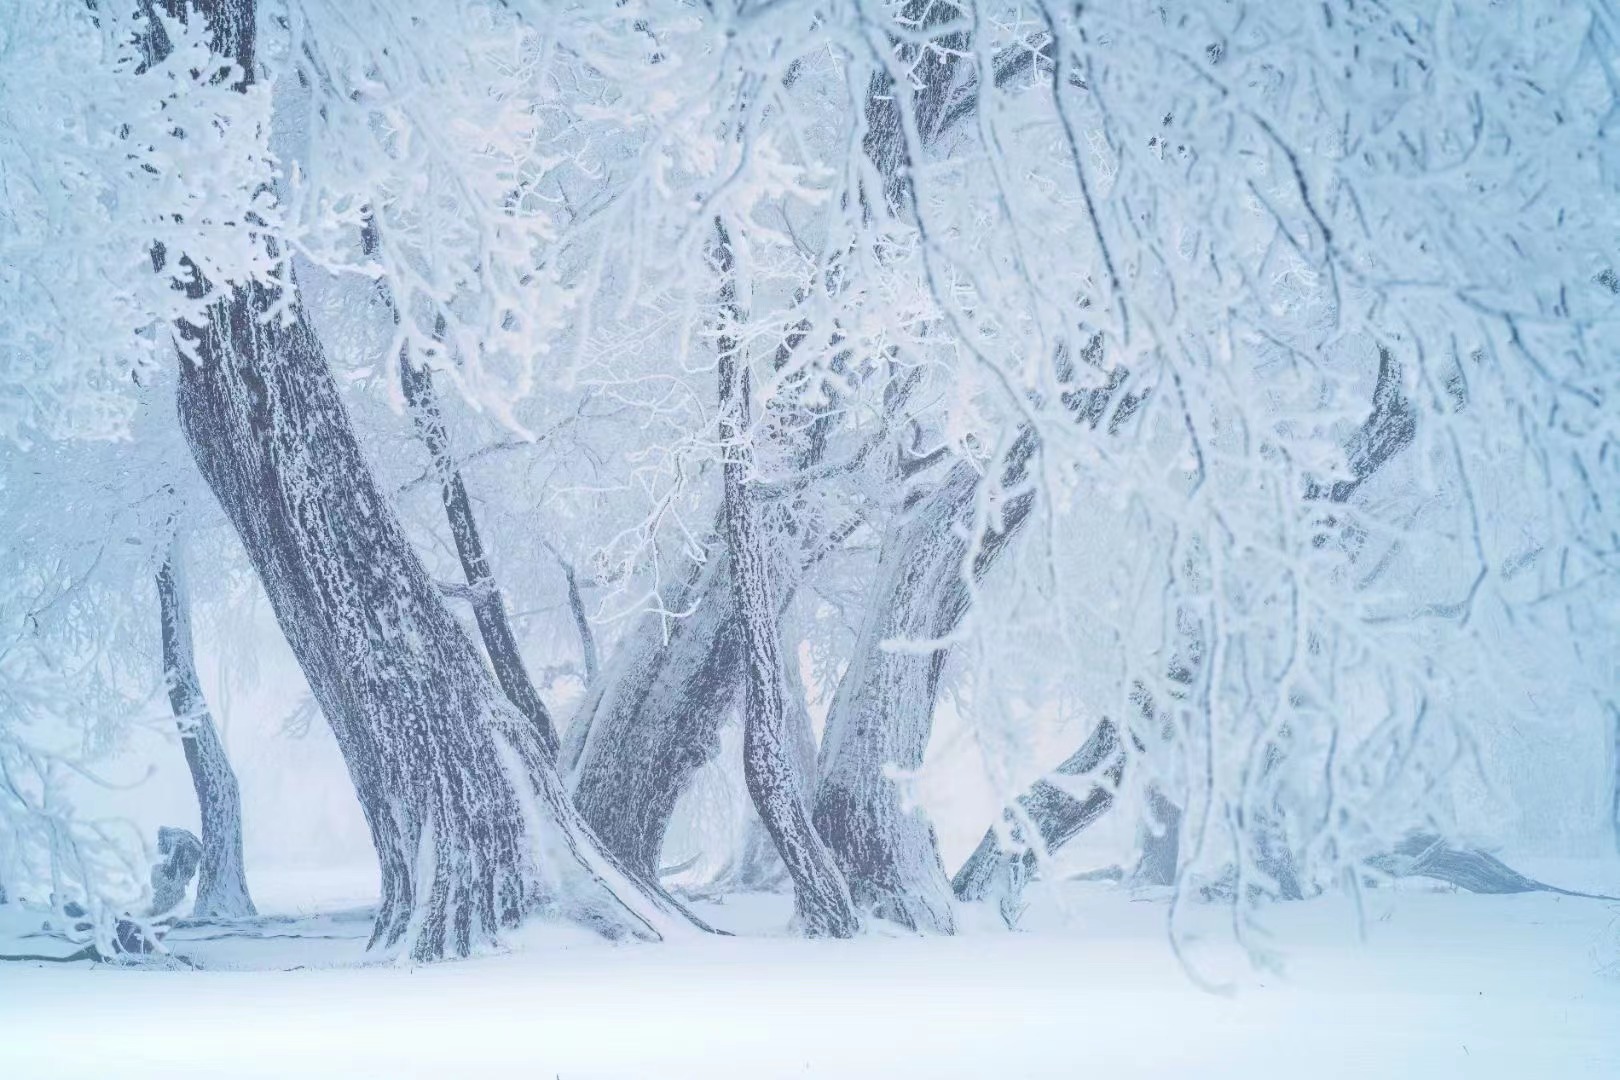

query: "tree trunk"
xmin=164 ymin=0 xmax=695 ymax=962
xmin=952 ymin=718 xmax=1123 ymax=915
xmin=1367 ymin=833 xmax=1617 ymax=899
xmin=566 ymin=524 xmax=849 ymax=893
xmin=562 ymin=11 xmax=1008 ymax=899
xmin=950 ymin=730 xmax=1186 ymax=913
xmin=176 ymin=274 xmax=693 ymax=957
xmin=716 ymin=219 xmax=859 ymax=937
xmin=1131 ymin=788 xmax=1183 ymax=887
xmin=562 ymin=12 xmax=985 ymax=906
xmin=814 ymin=453 xmax=1035 ymax=933
xmin=713 ymin=631 xmax=823 ymax=896
xmin=398 ymin=350 xmax=559 ymax=759
xmin=148 ymin=826 xmax=203 ymax=917
xmin=565 ymin=549 xmax=744 ymax=883
xmin=156 ymin=542 xmax=255 ymax=919
xmin=560 ymin=559 xmax=599 ymax=686
xmin=952 ymin=644 xmax=1195 ymax=910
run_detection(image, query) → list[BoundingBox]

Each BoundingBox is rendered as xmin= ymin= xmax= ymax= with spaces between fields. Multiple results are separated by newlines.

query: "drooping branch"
xmin=945 ymin=345 xmax=1526 ymax=912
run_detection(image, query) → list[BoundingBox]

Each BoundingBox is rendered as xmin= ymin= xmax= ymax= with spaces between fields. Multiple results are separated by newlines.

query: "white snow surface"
xmin=3 ymin=868 xmax=1618 ymax=1078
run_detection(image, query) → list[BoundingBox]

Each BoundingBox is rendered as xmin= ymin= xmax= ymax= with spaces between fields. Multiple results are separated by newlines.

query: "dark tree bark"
xmin=156 ymin=543 xmax=255 ymax=919
xmin=398 ymin=350 xmax=559 ymax=759
xmin=560 ymin=559 xmax=600 ymax=686
xmin=566 ymin=550 xmax=743 ymax=883
xmin=716 ymin=219 xmax=859 ymax=937
xmin=148 ymin=826 xmax=204 ymax=919
xmin=952 ymin=718 xmax=1123 ymax=917
xmin=177 ymin=276 xmax=692 ymax=958
xmin=160 ymin=0 xmax=695 ymax=960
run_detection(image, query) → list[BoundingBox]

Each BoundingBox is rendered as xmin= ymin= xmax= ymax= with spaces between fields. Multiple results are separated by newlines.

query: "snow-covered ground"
xmin=3 ymin=865 xmax=1619 ymax=1079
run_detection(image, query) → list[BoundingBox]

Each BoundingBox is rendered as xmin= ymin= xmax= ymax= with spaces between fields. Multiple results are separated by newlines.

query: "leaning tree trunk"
xmin=716 ymin=218 xmax=858 ymax=937
xmin=951 ymin=681 xmax=1192 ymax=914
xmin=177 ymin=277 xmax=698 ymax=959
xmin=563 ymin=387 xmax=831 ymax=888
xmin=398 ymin=350 xmax=559 ymax=758
xmin=566 ymin=548 xmax=744 ymax=883
xmin=952 ymin=718 xmax=1123 ymax=915
xmin=814 ymin=449 xmax=1035 ymax=933
xmin=155 ymin=542 xmax=255 ymax=919
xmin=702 ymin=640 xmax=822 ymax=896
xmin=163 ymin=0 xmax=694 ymax=963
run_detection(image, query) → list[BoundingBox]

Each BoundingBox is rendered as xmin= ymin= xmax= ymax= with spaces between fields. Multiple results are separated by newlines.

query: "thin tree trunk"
xmin=716 ymin=218 xmax=858 ymax=937
xmin=560 ymin=559 xmax=599 ymax=686
xmin=155 ymin=541 xmax=255 ymax=919
xmin=398 ymin=350 xmax=559 ymax=759
xmin=162 ymin=0 xmax=694 ymax=961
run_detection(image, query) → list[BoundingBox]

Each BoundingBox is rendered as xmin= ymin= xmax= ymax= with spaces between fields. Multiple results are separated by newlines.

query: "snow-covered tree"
xmin=1 ymin=0 xmax=1614 ymax=971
